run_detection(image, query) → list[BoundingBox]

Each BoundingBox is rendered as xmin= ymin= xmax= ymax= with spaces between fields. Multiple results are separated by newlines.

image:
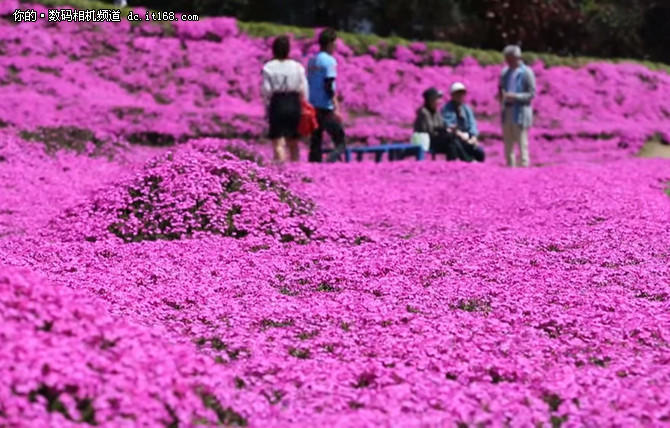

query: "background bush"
xmin=104 ymin=0 xmax=670 ymax=64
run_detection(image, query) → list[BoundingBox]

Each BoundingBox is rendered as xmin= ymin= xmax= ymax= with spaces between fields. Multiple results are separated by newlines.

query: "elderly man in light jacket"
xmin=497 ymin=45 xmax=536 ymax=167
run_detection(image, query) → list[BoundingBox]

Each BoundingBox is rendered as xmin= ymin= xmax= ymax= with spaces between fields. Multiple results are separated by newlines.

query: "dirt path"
xmin=638 ymin=139 xmax=670 ymax=159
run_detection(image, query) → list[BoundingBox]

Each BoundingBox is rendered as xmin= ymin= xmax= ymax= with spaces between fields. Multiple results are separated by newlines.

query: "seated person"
xmin=413 ymin=87 xmax=468 ymax=161
xmin=441 ymin=82 xmax=485 ymax=162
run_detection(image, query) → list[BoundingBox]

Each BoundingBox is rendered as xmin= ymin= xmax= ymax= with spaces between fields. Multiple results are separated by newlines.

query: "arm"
xmin=323 ymin=77 xmax=341 ymax=118
xmin=441 ymin=104 xmax=457 ymax=130
xmin=261 ymin=68 xmax=272 ymax=106
xmin=298 ymin=63 xmax=309 ymax=100
xmin=514 ymin=68 xmax=536 ymax=103
xmin=414 ymin=109 xmax=431 ymax=134
xmin=467 ymin=106 xmax=479 ymax=137
xmin=496 ymin=68 xmax=507 ymax=101
xmin=324 ymin=77 xmax=335 ymax=100
xmin=325 ymin=57 xmax=339 ymax=113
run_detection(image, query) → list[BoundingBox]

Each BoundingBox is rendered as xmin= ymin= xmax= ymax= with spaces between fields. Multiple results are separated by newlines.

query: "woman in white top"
xmin=262 ymin=36 xmax=309 ymax=162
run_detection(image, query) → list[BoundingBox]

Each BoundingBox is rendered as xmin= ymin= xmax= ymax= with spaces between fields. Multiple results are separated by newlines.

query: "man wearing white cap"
xmin=442 ymin=82 xmax=485 ymax=162
xmin=497 ymin=45 xmax=536 ymax=167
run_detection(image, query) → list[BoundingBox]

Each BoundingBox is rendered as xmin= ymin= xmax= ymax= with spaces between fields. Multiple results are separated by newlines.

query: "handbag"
xmin=411 ymin=132 xmax=430 ymax=151
xmin=298 ymin=98 xmax=318 ymax=137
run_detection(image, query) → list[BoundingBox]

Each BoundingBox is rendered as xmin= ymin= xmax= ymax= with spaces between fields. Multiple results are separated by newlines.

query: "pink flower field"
xmin=1 ymin=2 xmax=670 ymax=427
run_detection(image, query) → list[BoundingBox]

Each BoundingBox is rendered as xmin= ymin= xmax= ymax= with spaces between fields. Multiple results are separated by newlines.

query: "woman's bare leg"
xmin=286 ymin=138 xmax=300 ymax=162
xmin=272 ymin=138 xmax=287 ymax=162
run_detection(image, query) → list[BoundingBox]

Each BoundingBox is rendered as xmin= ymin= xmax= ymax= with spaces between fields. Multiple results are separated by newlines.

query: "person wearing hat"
xmin=413 ymin=87 xmax=468 ymax=161
xmin=442 ymin=82 xmax=485 ymax=162
xmin=497 ymin=45 xmax=536 ymax=167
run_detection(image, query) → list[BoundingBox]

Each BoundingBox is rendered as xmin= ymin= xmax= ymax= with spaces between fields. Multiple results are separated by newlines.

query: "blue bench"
xmin=323 ymin=143 xmax=426 ymax=162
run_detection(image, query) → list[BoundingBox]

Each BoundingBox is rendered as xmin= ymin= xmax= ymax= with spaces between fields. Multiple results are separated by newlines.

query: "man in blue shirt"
xmin=307 ymin=29 xmax=346 ymax=163
xmin=442 ymin=82 xmax=485 ymax=162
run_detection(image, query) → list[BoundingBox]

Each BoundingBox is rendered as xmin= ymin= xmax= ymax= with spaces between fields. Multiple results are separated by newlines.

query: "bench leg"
xmin=417 ymin=147 xmax=425 ymax=161
xmin=345 ymin=149 xmax=352 ymax=163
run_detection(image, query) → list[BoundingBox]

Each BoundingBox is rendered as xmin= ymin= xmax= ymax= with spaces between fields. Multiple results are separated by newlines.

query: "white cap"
xmin=450 ymin=82 xmax=467 ymax=94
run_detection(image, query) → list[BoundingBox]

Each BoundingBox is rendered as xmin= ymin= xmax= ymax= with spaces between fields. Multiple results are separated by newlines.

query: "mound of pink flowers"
xmin=1 ymin=2 xmax=670 ymax=427
xmin=48 ymin=139 xmax=332 ymax=245
xmin=0 ymin=267 xmax=251 ymax=427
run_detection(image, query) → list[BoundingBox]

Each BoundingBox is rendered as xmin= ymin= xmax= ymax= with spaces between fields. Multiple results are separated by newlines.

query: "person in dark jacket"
xmin=413 ymin=87 xmax=468 ymax=161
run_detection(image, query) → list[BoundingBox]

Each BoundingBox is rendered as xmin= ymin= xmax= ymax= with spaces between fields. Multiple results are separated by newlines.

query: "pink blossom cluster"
xmin=1 ymin=3 xmax=670 ymax=427
xmin=0 ymin=267 xmax=252 ymax=427
xmin=46 ymin=138 xmax=342 ymax=245
xmin=2 ymin=127 xmax=670 ymax=426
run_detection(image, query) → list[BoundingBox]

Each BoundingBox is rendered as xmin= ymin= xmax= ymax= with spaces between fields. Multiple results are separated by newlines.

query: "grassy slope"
xmin=23 ymin=0 xmax=670 ymax=72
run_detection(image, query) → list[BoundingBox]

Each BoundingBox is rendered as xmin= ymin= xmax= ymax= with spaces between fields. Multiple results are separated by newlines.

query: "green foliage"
xmin=316 ymin=281 xmax=340 ymax=292
xmin=236 ymin=19 xmax=670 ymax=71
xmin=198 ymin=390 xmax=248 ymax=426
xmin=454 ymin=298 xmax=492 ymax=313
xmin=238 ymin=21 xmax=314 ymax=39
xmin=288 ymin=347 xmax=311 ymax=359
xmin=19 ymin=126 xmax=121 ymax=158
xmin=26 ymin=0 xmax=670 ymax=71
xmin=260 ymin=318 xmax=295 ymax=329
xmin=28 ymin=384 xmax=97 ymax=425
xmin=543 ymin=392 xmax=564 ymax=412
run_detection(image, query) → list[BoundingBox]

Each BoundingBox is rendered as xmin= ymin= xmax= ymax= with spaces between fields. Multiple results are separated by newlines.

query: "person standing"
xmin=497 ymin=45 xmax=536 ymax=167
xmin=442 ymin=82 xmax=485 ymax=162
xmin=307 ymin=29 xmax=346 ymax=163
xmin=262 ymin=35 xmax=309 ymax=162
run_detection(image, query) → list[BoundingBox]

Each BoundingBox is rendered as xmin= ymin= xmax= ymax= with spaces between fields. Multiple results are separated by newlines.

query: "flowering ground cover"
xmin=2 ymin=0 xmax=670 ymax=163
xmin=1 ymin=2 xmax=670 ymax=427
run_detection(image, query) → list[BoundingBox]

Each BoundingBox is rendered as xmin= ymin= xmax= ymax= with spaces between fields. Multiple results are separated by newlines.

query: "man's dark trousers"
xmin=431 ymin=132 xmax=469 ymax=161
xmin=309 ymin=108 xmax=346 ymax=163
xmin=462 ymin=142 xmax=485 ymax=162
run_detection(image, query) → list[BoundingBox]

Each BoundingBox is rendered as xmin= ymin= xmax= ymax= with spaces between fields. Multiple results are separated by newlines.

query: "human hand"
xmin=504 ymin=92 xmax=517 ymax=102
xmin=468 ymin=137 xmax=479 ymax=146
xmin=333 ymin=110 xmax=343 ymax=123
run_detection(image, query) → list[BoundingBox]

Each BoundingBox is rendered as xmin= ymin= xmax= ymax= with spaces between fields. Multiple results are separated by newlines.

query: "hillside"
xmin=1 ymin=2 xmax=670 ymax=427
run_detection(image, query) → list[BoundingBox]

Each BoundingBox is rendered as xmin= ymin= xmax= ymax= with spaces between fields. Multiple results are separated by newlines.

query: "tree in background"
xmin=464 ymin=0 xmax=587 ymax=55
xmin=113 ymin=0 xmax=668 ymax=64
xmin=640 ymin=3 xmax=670 ymax=63
xmin=464 ymin=0 xmax=667 ymax=61
xmin=364 ymin=0 xmax=459 ymax=39
xmin=581 ymin=0 xmax=668 ymax=61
